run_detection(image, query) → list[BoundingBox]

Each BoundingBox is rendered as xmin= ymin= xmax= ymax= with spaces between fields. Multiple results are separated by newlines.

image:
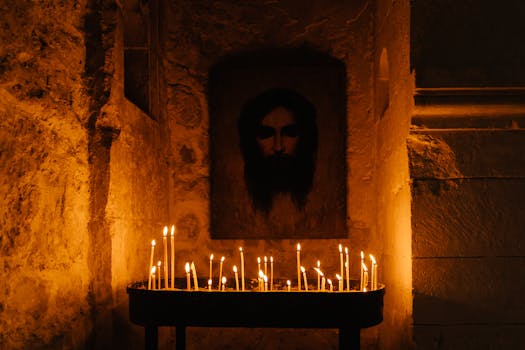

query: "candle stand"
xmin=127 ymin=279 xmax=385 ymax=350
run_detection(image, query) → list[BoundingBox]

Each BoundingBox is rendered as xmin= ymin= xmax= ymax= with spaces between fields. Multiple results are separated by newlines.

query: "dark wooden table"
xmin=127 ymin=279 xmax=385 ymax=350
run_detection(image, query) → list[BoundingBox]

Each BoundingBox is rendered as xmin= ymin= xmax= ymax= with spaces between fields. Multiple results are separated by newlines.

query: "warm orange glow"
xmin=297 ymin=243 xmax=301 ymax=251
xmin=233 ymin=265 xmax=237 ymax=273
xmin=163 ymin=226 xmax=168 ymax=236
xmin=185 ymin=262 xmax=190 ymax=273
xmin=170 ymin=225 xmax=175 ymax=236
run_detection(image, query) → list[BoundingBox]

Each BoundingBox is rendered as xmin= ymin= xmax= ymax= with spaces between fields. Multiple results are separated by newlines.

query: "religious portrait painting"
xmin=209 ymin=49 xmax=347 ymax=239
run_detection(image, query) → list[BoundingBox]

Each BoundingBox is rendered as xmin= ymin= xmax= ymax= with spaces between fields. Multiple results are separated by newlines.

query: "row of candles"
xmin=147 ymin=226 xmax=379 ymax=292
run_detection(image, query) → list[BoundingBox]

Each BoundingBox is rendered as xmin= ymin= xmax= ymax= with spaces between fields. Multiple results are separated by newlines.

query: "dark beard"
xmin=263 ymin=154 xmax=298 ymax=191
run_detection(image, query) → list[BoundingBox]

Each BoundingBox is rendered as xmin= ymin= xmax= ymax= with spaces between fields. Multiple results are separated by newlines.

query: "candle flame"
xmin=300 ymin=266 xmax=306 ymax=273
xmin=297 ymin=243 xmax=301 ymax=251
xmin=210 ymin=254 xmax=214 ymax=260
xmin=264 ymin=256 xmax=267 ymax=262
xmin=363 ymin=287 xmax=367 ymax=292
xmin=151 ymin=266 xmax=156 ymax=274
xmin=163 ymin=226 xmax=168 ymax=236
xmin=360 ymin=251 xmax=364 ymax=259
xmin=151 ymin=239 xmax=156 ymax=246
xmin=222 ymin=276 xmax=227 ymax=284
xmin=370 ymin=254 xmax=376 ymax=265
xmin=157 ymin=261 xmax=161 ymax=267
xmin=336 ymin=274 xmax=342 ymax=281
xmin=263 ymin=275 xmax=268 ymax=282
xmin=317 ymin=260 xmax=320 ymax=268
xmin=221 ymin=256 xmax=225 ymax=262
xmin=287 ymin=280 xmax=291 ymax=286
xmin=239 ymin=247 xmax=243 ymax=252
xmin=345 ymin=247 xmax=349 ymax=254
xmin=233 ymin=265 xmax=237 ymax=272
xmin=327 ymin=279 xmax=332 ymax=285
xmin=171 ymin=225 xmax=175 ymax=236
xmin=208 ymin=279 xmax=212 ymax=286
xmin=339 ymin=244 xmax=342 ymax=252
xmin=185 ymin=262 xmax=190 ymax=273
xmin=257 ymin=257 xmax=261 ymax=263
xmin=362 ymin=262 xmax=368 ymax=271
xmin=259 ymin=270 xmax=264 ymax=278
xmin=270 ymin=256 xmax=273 ymax=262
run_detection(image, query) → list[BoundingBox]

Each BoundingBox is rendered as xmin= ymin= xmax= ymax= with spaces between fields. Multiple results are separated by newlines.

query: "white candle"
xmin=258 ymin=270 xmax=264 ymax=292
xmin=185 ymin=262 xmax=191 ymax=290
xmin=327 ymin=278 xmax=333 ymax=292
xmin=218 ymin=256 xmax=225 ymax=290
xmin=239 ymin=247 xmax=245 ymax=291
xmin=170 ymin=225 xmax=175 ymax=289
xmin=233 ymin=265 xmax=239 ymax=291
xmin=301 ymin=266 xmax=308 ymax=291
xmin=148 ymin=240 xmax=156 ymax=290
xmin=338 ymin=244 xmax=343 ymax=284
xmin=264 ymin=256 xmax=268 ymax=277
xmin=191 ymin=262 xmax=199 ymax=291
xmin=263 ymin=275 xmax=268 ymax=292
xmin=209 ymin=254 xmax=214 ymax=287
xmin=257 ymin=257 xmax=261 ymax=274
xmin=360 ymin=251 xmax=365 ymax=291
xmin=208 ymin=278 xmax=212 ymax=291
xmin=345 ymin=247 xmax=350 ymax=291
xmin=157 ymin=261 xmax=161 ymax=290
xmin=296 ymin=243 xmax=301 ymax=290
xmin=151 ymin=266 xmax=157 ymax=290
xmin=316 ymin=260 xmax=321 ymax=290
xmin=270 ymin=256 xmax=274 ymax=291
xmin=362 ymin=262 xmax=369 ymax=291
xmin=221 ymin=276 xmax=227 ymax=291
xmin=336 ymin=274 xmax=343 ymax=291
xmin=370 ymin=254 xmax=377 ymax=290
xmin=287 ymin=279 xmax=291 ymax=292
xmin=163 ymin=227 xmax=168 ymax=289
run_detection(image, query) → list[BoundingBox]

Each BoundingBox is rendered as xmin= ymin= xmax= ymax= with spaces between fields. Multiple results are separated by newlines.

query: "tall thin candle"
xmin=296 ymin=243 xmax=301 ymax=290
xmin=328 ymin=278 xmax=333 ymax=292
xmin=185 ymin=262 xmax=191 ymax=290
xmin=151 ymin=266 xmax=156 ymax=289
xmin=233 ymin=265 xmax=239 ymax=291
xmin=264 ymin=256 xmax=268 ymax=277
xmin=361 ymin=262 xmax=369 ymax=291
xmin=270 ymin=256 xmax=274 ymax=291
xmin=257 ymin=257 xmax=261 ymax=274
xmin=239 ymin=247 xmax=245 ymax=291
xmin=163 ymin=227 xmax=168 ymax=289
xmin=148 ymin=240 xmax=156 ymax=290
xmin=157 ymin=261 xmax=161 ymax=289
xmin=209 ymin=254 xmax=214 ymax=287
xmin=370 ymin=254 xmax=377 ymax=290
xmin=301 ymin=266 xmax=308 ymax=291
xmin=336 ymin=274 xmax=343 ymax=291
xmin=150 ymin=266 xmax=156 ymax=290
xmin=316 ymin=260 xmax=321 ymax=291
xmin=360 ymin=251 xmax=365 ymax=291
xmin=191 ymin=262 xmax=199 ymax=291
xmin=218 ymin=256 xmax=225 ymax=290
xmin=170 ymin=225 xmax=175 ymax=289
xmin=338 ymin=244 xmax=343 ymax=284
xmin=345 ymin=247 xmax=350 ymax=291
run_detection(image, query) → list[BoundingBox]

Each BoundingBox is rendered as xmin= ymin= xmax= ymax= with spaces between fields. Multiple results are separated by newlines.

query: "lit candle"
xmin=239 ymin=247 xmax=245 ymax=291
xmin=258 ymin=270 xmax=264 ymax=292
xmin=301 ymin=266 xmax=308 ymax=291
xmin=221 ymin=276 xmax=227 ymax=291
xmin=185 ymin=262 xmax=191 ymax=290
xmin=360 ymin=251 xmax=365 ymax=291
xmin=170 ymin=225 xmax=175 ymax=289
xmin=361 ymin=262 xmax=369 ymax=291
xmin=218 ymin=256 xmax=225 ymax=290
xmin=191 ymin=261 xmax=199 ymax=291
xmin=208 ymin=278 xmax=212 ymax=291
xmin=163 ymin=227 xmax=168 ymax=289
xmin=233 ymin=265 xmax=239 ymax=291
xmin=316 ymin=260 xmax=321 ymax=291
xmin=327 ymin=278 xmax=333 ymax=292
xmin=296 ymin=243 xmax=301 ymax=290
xmin=338 ymin=244 xmax=344 ymax=284
xmin=345 ymin=247 xmax=350 ymax=291
xmin=264 ymin=256 xmax=268 ymax=277
xmin=148 ymin=240 xmax=156 ymax=290
xmin=287 ymin=280 xmax=291 ymax=292
xmin=336 ymin=274 xmax=343 ymax=291
xmin=157 ymin=261 xmax=161 ymax=289
xmin=151 ymin=266 xmax=157 ymax=290
xmin=263 ymin=275 xmax=268 ymax=292
xmin=257 ymin=257 xmax=261 ymax=274
xmin=370 ymin=254 xmax=377 ymax=290
xmin=209 ymin=254 xmax=214 ymax=287
xmin=270 ymin=256 xmax=274 ymax=291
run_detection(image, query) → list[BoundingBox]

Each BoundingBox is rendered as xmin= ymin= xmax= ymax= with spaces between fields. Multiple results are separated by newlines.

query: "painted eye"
xmin=282 ymin=124 xmax=299 ymax=137
xmin=256 ymin=126 xmax=275 ymax=139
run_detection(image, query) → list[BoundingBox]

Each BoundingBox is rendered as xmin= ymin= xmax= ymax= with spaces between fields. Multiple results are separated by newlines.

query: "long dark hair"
xmin=238 ymin=88 xmax=318 ymax=213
